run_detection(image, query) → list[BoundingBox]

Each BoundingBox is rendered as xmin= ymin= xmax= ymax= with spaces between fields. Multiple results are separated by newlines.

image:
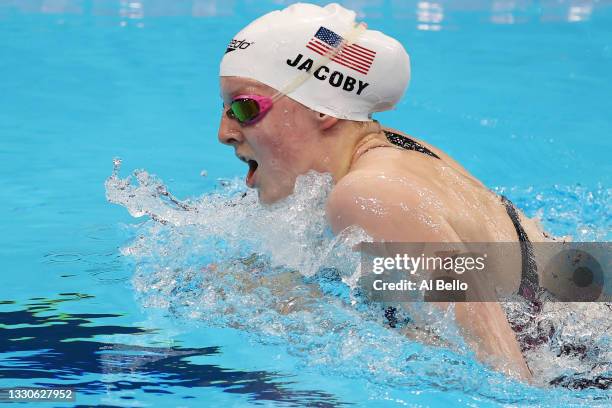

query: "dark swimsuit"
xmin=381 ymin=130 xmax=611 ymax=390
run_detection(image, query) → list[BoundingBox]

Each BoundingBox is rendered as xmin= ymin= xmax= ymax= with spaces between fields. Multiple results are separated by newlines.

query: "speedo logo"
xmin=225 ymin=38 xmax=254 ymax=54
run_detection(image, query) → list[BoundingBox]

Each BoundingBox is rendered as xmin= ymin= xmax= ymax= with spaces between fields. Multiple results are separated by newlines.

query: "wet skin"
xmin=218 ymin=76 xmax=554 ymax=380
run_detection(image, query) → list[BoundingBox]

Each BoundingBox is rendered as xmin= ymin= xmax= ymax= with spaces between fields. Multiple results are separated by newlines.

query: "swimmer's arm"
xmin=204 ymin=258 xmax=321 ymax=315
xmin=326 ymin=171 xmax=532 ymax=380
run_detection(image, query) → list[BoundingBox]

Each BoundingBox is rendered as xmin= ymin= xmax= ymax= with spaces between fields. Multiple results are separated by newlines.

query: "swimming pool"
xmin=1 ymin=0 xmax=610 ymax=406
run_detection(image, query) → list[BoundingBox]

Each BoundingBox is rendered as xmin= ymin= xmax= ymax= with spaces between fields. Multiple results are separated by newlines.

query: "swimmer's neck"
xmin=314 ymin=119 xmax=385 ymax=182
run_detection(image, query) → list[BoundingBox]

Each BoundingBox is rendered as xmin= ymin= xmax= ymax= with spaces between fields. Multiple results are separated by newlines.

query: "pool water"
xmin=1 ymin=1 xmax=611 ymax=407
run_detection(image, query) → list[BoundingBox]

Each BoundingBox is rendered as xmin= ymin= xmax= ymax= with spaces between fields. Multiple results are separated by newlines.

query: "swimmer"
xmin=216 ymin=3 xmax=553 ymax=380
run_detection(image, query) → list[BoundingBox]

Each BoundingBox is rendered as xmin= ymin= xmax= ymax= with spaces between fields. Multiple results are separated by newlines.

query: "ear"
xmin=316 ymin=112 xmax=339 ymax=131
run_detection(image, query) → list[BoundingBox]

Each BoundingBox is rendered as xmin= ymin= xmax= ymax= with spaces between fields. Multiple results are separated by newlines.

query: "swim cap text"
xmin=286 ymin=53 xmax=369 ymax=95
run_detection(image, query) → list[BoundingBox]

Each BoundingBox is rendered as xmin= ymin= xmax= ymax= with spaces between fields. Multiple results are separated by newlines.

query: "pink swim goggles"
xmin=225 ymin=94 xmax=280 ymax=125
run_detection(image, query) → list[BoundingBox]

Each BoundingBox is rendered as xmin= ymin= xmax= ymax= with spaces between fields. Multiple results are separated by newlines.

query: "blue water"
xmin=1 ymin=1 xmax=611 ymax=407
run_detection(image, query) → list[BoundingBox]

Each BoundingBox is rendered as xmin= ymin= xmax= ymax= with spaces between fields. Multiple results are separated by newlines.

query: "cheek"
xmin=252 ymin=127 xmax=300 ymax=165
xmin=249 ymin=103 xmax=314 ymax=174
xmin=266 ymin=141 xmax=298 ymax=171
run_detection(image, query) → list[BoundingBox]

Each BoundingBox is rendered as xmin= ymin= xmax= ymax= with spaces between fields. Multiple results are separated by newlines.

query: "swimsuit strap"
xmin=384 ymin=130 xmax=440 ymax=159
xmin=500 ymin=195 xmax=541 ymax=304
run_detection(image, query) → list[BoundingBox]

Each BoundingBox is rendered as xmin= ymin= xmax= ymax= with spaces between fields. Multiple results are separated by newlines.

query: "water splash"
xmin=106 ymin=162 xmax=611 ymax=406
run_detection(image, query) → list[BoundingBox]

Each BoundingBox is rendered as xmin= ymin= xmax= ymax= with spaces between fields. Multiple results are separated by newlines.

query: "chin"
xmin=257 ymin=190 xmax=281 ymax=205
xmin=256 ymin=183 xmax=293 ymax=205
xmin=257 ymin=190 xmax=273 ymax=205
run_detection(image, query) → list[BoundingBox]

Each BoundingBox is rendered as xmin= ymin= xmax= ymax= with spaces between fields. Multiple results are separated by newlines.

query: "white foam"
xmin=105 ymin=160 xmax=610 ymax=401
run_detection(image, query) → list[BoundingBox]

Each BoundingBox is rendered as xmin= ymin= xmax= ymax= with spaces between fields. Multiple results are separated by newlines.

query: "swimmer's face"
xmin=218 ymin=77 xmax=323 ymax=204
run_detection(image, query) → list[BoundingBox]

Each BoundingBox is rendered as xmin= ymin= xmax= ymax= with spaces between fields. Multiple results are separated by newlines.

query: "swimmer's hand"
xmin=201 ymin=255 xmax=321 ymax=315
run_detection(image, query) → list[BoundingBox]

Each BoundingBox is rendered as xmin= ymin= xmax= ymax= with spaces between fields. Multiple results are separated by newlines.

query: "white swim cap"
xmin=220 ymin=3 xmax=411 ymax=121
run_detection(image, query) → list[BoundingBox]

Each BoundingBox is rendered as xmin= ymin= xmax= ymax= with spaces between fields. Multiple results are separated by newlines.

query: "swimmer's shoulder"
xmin=327 ymin=163 xmax=460 ymax=242
xmin=380 ymin=126 xmax=486 ymax=188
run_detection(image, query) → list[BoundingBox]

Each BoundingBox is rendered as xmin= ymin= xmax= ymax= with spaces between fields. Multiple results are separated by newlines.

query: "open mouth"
xmin=237 ymin=153 xmax=259 ymax=187
xmin=246 ymin=159 xmax=258 ymax=187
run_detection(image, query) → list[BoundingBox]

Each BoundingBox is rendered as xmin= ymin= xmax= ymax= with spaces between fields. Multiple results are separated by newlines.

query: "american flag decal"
xmin=306 ymin=26 xmax=376 ymax=75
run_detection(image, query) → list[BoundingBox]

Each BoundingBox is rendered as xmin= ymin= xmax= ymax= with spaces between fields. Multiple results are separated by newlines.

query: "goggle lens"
xmin=229 ymin=99 xmax=260 ymax=124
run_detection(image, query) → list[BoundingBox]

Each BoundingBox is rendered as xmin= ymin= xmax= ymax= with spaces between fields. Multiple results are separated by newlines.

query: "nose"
xmin=218 ymin=111 xmax=244 ymax=146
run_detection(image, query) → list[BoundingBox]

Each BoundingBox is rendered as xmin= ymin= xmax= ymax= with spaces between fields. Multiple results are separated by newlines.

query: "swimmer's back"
xmin=349 ymin=127 xmax=549 ymax=245
xmin=345 ymin=129 xmax=516 ymax=242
